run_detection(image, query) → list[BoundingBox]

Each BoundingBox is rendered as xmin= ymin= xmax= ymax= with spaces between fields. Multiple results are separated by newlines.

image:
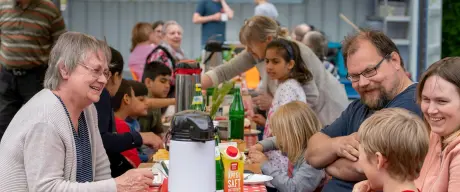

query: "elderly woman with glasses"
xmin=0 ymin=32 xmax=154 ymax=192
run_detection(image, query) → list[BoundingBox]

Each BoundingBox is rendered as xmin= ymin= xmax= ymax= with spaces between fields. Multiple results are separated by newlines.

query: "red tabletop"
xmin=148 ymin=184 xmax=267 ymax=192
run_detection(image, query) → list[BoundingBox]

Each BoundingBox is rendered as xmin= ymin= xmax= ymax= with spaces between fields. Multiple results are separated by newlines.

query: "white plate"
xmin=243 ymin=173 xmax=273 ymax=185
xmin=151 ymin=160 xmax=169 ymax=186
xmin=244 ymin=129 xmax=261 ymax=135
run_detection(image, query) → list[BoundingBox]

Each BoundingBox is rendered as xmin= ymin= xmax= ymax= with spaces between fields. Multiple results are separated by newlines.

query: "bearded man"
xmin=305 ymin=29 xmax=421 ymax=192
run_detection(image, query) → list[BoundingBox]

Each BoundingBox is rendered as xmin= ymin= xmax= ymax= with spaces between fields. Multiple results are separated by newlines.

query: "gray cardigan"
xmin=0 ymin=89 xmax=116 ymax=192
xmin=205 ymin=40 xmax=349 ymax=125
xmin=259 ymin=137 xmax=325 ymax=192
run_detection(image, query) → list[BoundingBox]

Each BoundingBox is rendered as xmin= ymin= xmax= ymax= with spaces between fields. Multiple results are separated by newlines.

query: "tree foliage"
xmin=442 ymin=0 xmax=460 ymax=57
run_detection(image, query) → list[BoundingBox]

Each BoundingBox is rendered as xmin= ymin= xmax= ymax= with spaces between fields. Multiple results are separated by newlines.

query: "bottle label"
xmin=192 ymin=96 xmax=203 ymax=105
xmin=215 ymin=146 xmax=221 ymax=160
xmin=208 ymin=96 xmax=213 ymax=106
xmin=223 ymin=153 xmax=243 ymax=192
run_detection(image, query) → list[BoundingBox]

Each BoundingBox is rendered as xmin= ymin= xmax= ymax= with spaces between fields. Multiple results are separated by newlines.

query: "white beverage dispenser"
xmin=168 ymin=110 xmax=216 ymax=192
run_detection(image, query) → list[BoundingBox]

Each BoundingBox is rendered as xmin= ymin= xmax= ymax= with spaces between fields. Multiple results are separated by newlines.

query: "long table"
xmin=139 ymin=162 xmax=267 ymax=192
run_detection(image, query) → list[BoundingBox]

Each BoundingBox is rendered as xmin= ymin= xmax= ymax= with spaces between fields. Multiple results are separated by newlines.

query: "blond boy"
xmin=353 ymin=108 xmax=429 ymax=192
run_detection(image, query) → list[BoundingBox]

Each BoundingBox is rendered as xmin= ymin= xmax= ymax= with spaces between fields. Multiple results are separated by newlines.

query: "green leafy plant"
xmin=209 ymin=81 xmax=234 ymax=119
xmin=442 ymin=0 xmax=460 ymax=57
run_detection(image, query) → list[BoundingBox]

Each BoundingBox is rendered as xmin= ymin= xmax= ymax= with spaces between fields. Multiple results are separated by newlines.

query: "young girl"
xmin=249 ymin=101 xmax=325 ymax=192
xmin=251 ymin=38 xmax=312 ymax=137
xmin=250 ymin=38 xmax=314 ymax=190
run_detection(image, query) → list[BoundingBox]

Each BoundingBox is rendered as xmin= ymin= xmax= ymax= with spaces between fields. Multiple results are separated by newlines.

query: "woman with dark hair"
xmin=152 ymin=20 xmax=164 ymax=45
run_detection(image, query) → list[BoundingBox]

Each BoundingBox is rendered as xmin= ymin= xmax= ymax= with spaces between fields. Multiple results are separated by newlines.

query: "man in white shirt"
xmin=254 ymin=0 xmax=278 ymax=20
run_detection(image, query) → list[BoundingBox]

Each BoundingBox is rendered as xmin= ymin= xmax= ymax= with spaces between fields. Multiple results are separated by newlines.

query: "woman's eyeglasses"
xmin=79 ymin=63 xmax=111 ymax=80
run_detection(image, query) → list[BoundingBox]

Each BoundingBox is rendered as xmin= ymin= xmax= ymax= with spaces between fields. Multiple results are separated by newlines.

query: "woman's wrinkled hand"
xmin=115 ymin=168 xmax=154 ymax=192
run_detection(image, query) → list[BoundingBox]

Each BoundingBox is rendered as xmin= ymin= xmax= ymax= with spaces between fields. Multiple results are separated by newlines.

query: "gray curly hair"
xmin=44 ymin=32 xmax=111 ymax=90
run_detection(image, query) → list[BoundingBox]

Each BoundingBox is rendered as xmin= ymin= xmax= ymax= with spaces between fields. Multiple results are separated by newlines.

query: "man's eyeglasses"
xmin=79 ymin=63 xmax=111 ymax=80
xmin=346 ymin=53 xmax=391 ymax=82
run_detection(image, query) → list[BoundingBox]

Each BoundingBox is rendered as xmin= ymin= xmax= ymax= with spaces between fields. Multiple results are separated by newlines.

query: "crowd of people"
xmin=0 ymin=0 xmax=459 ymax=192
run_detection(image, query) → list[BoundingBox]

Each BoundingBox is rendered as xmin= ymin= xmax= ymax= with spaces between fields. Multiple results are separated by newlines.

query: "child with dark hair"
xmin=112 ymin=79 xmax=149 ymax=168
xmin=139 ymin=61 xmax=172 ymax=133
xmin=138 ymin=61 xmax=172 ymax=157
xmin=124 ymin=80 xmax=153 ymax=162
xmin=251 ymin=38 xmax=313 ymax=190
xmin=252 ymin=38 xmax=313 ymax=134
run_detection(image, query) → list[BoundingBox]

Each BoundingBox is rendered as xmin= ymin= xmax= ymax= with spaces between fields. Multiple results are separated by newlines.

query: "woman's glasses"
xmin=79 ymin=63 xmax=111 ymax=80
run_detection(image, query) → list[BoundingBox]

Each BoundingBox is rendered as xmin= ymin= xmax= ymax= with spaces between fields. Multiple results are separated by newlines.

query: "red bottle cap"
xmin=226 ymin=146 xmax=239 ymax=157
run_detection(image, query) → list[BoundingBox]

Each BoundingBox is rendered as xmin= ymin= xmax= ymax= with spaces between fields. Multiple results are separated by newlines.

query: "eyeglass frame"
xmin=78 ymin=63 xmax=111 ymax=80
xmin=346 ymin=53 xmax=392 ymax=82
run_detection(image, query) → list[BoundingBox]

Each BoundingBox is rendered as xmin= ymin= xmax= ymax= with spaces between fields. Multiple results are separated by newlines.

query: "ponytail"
xmin=278 ymin=27 xmax=290 ymax=38
xmin=240 ymin=16 xmax=285 ymax=45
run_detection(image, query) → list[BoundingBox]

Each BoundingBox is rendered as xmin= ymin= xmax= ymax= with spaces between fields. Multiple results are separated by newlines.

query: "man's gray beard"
xmin=360 ymin=87 xmax=391 ymax=110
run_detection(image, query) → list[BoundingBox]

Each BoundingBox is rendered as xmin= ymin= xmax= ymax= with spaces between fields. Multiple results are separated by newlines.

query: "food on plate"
xmin=153 ymin=149 xmax=169 ymax=161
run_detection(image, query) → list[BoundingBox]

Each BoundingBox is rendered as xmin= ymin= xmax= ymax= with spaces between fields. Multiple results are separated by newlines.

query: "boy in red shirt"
xmin=353 ymin=108 xmax=429 ymax=192
xmin=112 ymin=79 xmax=149 ymax=168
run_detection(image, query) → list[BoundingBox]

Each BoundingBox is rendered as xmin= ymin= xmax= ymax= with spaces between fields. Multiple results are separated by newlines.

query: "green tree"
xmin=442 ymin=0 xmax=460 ymax=57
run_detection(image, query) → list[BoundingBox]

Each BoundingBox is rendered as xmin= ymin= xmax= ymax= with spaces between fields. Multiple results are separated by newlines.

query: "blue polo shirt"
xmin=196 ymin=0 xmax=226 ymax=46
xmin=320 ymin=83 xmax=422 ymax=192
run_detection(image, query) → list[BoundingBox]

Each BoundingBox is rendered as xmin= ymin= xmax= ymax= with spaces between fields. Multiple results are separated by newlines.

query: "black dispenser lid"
xmin=205 ymin=40 xmax=231 ymax=52
xmin=170 ymin=110 xmax=214 ymax=142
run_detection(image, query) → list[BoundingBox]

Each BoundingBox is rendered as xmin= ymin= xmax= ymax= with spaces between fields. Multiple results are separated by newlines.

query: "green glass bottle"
xmin=229 ymin=84 xmax=244 ymax=140
xmin=215 ymin=134 xmax=224 ymax=192
xmin=190 ymin=83 xmax=205 ymax=111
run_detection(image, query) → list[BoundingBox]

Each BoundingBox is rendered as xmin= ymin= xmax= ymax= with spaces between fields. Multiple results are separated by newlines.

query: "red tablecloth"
xmin=148 ymin=184 xmax=267 ymax=192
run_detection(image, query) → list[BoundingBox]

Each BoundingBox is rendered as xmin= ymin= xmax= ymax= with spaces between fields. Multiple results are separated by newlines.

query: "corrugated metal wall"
xmin=65 ymin=0 xmax=372 ymax=72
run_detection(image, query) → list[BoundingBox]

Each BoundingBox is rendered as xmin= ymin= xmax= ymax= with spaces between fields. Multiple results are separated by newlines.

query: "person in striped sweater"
xmin=0 ymin=0 xmax=66 ymax=140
